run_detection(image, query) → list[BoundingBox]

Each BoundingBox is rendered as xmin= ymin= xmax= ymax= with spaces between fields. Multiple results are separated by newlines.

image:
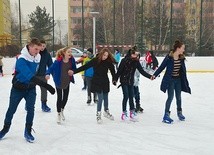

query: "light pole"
xmin=18 ymin=0 xmax=22 ymax=48
xmin=52 ymin=0 xmax=55 ymax=55
xmin=81 ymin=0 xmax=85 ymax=52
xmin=90 ymin=12 xmax=99 ymax=55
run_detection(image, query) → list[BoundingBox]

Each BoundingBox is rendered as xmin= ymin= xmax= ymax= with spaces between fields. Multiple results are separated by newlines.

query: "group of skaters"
xmin=0 ymin=38 xmax=191 ymax=143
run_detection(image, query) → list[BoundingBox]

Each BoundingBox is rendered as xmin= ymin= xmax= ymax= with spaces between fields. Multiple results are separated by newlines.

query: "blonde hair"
xmin=55 ymin=47 xmax=71 ymax=59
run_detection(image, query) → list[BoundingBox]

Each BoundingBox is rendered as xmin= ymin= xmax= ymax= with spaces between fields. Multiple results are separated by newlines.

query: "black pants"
xmin=121 ymin=85 xmax=135 ymax=112
xmin=0 ymin=66 xmax=3 ymax=74
xmin=133 ymin=86 xmax=141 ymax=108
xmin=56 ymin=85 xmax=70 ymax=112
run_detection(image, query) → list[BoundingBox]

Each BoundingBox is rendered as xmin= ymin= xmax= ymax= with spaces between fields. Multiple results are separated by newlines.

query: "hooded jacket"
xmin=15 ymin=45 xmax=41 ymax=84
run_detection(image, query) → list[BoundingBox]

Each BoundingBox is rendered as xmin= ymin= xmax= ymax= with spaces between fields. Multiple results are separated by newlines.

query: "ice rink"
xmin=0 ymin=57 xmax=213 ymax=155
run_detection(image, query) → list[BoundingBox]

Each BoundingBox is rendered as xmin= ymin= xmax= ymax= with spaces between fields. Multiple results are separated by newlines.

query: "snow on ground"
xmin=0 ymin=58 xmax=214 ymax=155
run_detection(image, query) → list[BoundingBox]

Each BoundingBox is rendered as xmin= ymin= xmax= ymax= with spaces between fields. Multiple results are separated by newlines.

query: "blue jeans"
xmin=165 ymin=78 xmax=182 ymax=113
xmin=4 ymin=87 xmax=36 ymax=126
xmin=97 ymin=92 xmax=108 ymax=112
xmin=121 ymin=85 xmax=135 ymax=112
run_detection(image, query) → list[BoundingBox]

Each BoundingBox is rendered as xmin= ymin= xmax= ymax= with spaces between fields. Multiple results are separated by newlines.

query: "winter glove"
xmin=31 ymin=76 xmax=55 ymax=94
xmin=12 ymin=75 xmax=34 ymax=90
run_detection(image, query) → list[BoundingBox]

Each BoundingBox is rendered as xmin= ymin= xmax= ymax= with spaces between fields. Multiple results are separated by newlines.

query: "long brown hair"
xmin=169 ymin=40 xmax=185 ymax=59
xmin=97 ymin=48 xmax=116 ymax=63
xmin=55 ymin=47 xmax=71 ymax=60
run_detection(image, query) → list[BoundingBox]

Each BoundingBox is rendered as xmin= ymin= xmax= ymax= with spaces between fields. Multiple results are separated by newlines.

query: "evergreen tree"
xmin=28 ymin=6 xmax=54 ymax=40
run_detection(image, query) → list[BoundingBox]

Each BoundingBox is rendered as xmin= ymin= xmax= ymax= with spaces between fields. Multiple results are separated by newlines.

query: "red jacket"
xmin=145 ymin=51 xmax=152 ymax=64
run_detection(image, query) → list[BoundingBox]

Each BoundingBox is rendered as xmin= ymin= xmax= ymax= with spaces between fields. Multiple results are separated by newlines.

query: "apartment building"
xmin=68 ymin=0 xmax=95 ymax=47
xmin=0 ymin=0 xmax=11 ymax=47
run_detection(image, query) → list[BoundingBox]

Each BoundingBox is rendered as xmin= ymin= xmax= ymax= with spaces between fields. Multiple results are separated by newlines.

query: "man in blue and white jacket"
xmin=0 ymin=38 xmax=55 ymax=143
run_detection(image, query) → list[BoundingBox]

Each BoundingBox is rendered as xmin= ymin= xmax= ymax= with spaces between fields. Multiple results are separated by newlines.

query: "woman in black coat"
xmin=73 ymin=48 xmax=116 ymax=124
xmin=114 ymin=47 xmax=152 ymax=121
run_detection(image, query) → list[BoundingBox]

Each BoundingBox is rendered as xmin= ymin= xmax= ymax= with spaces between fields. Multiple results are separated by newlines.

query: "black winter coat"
xmin=74 ymin=58 xmax=115 ymax=93
xmin=37 ymin=48 xmax=53 ymax=76
xmin=114 ymin=57 xmax=151 ymax=85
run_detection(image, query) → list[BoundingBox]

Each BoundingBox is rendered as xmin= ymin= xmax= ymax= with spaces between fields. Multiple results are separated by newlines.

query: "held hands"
xmin=68 ymin=70 xmax=74 ymax=76
xmin=150 ymin=75 xmax=155 ymax=80
xmin=45 ymin=75 xmax=50 ymax=80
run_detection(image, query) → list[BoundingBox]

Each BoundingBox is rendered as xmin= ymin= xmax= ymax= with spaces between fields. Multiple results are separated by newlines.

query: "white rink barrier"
xmin=2 ymin=57 xmax=214 ymax=75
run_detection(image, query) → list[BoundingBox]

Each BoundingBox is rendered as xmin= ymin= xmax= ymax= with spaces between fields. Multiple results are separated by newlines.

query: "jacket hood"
xmin=19 ymin=46 xmax=41 ymax=63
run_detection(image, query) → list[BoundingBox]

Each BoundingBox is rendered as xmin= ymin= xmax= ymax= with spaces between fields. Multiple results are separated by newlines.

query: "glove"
xmin=31 ymin=76 xmax=55 ymax=94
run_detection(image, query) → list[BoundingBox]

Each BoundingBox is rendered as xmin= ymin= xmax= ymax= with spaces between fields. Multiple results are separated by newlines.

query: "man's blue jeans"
xmin=4 ymin=87 xmax=36 ymax=126
xmin=165 ymin=78 xmax=182 ymax=113
xmin=121 ymin=85 xmax=135 ymax=112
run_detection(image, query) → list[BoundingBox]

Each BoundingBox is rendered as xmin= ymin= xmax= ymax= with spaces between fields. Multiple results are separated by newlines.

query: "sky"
xmin=0 ymin=57 xmax=214 ymax=154
xmin=10 ymin=0 xmax=68 ymax=20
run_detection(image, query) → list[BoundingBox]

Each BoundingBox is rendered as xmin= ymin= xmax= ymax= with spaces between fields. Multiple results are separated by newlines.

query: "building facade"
xmin=68 ymin=0 xmax=95 ymax=47
xmin=0 ymin=0 xmax=11 ymax=47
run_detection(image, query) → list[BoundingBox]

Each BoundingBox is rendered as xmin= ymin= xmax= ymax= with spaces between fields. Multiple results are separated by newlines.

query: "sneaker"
xmin=61 ymin=109 xmax=65 ymax=121
xmin=96 ymin=111 xmax=103 ymax=124
xmin=0 ymin=124 xmax=10 ymax=140
xmin=103 ymin=110 xmax=114 ymax=120
xmin=130 ymin=110 xmax=138 ymax=122
xmin=24 ymin=127 xmax=35 ymax=143
xmin=41 ymin=103 xmax=51 ymax=112
xmin=163 ymin=112 xmax=174 ymax=124
xmin=121 ymin=111 xmax=128 ymax=121
xmin=57 ymin=113 xmax=61 ymax=124
xmin=177 ymin=111 xmax=185 ymax=121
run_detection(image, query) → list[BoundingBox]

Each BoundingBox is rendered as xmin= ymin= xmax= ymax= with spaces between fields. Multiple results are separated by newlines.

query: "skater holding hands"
xmin=46 ymin=47 xmax=76 ymax=124
xmin=152 ymin=40 xmax=191 ymax=124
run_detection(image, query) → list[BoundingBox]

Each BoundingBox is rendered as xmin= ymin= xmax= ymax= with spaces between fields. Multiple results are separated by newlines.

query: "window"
xmin=72 ymin=18 xmax=81 ymax=24
xmin=72 ymin=7 xmax=82 ymax=13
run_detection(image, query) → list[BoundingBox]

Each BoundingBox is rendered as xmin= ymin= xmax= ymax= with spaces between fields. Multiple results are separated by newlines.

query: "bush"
xmin=0 ymin=45 xmax=20 ymax=57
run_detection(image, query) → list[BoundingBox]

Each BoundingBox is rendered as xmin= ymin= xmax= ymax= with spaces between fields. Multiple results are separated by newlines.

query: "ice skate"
xmin=24 ymin=125 xmax=35 ymax=143
xmin=103 ymin=110 xmax=114 ymax=120
xmin=121 ymin=111 xmax=129 ymax=121
xmin=86 ymin=96 xmax=91 ymax=105
xmin=96 ymin=111 xmax=103 ymax=124
xmin=57 ymin=113 xmax=61 ymax=124
xmin=162 ymin=112 xmax=174 ymax=124
xmin=129 ymin=110 xmax=138 ymax=122
xmin=177 ymin=111 xmax=185 ymax=121
xmin=61 ymin=109 xmax=65 ymax=121
xmin=0 ymin=124 xmax=10 ymax=140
